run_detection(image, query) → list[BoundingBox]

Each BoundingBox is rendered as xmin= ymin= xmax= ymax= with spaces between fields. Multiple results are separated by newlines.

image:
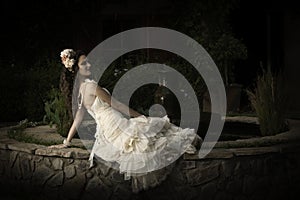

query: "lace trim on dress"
xmin=78 ymin=79 xmax=111 ymax=110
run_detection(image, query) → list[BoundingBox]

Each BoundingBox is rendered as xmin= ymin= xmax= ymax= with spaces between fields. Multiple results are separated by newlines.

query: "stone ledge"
xmin=184 ymin=149 xmax=234 ymax=160
xmin=0 ymin=143 xmax=7 ymax=150
xmin=230 ymin=146 xmax=280 ymax=156
xmin=184 ymin=162 xmax=220 ymax=186
xmin=35 ymin=147 xmax=89 ymax=159
xmin=0 ymin=138 xmax=17 ymax=150
xmin=0 ymin=119 xmax=300 ymax=160
xmin=72 ymin=148 xmax=90 ymax=159
xmin=225 ymin=116 xmax=259 ymax=124
xmin=183 ymin=142 xmax=300 ymax=160
xmin=1 ymin=137 xmax=299 ymax=160
xmin=0 ymin=137 xmax=90 ymax=160
xmin=7 ymin=142 xmax=45 ymax=154
xmin=35 ymin=147 xmax=72 ymax=158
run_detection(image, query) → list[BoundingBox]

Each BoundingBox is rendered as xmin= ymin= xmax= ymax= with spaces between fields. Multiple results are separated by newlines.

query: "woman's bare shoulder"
xmin=81 ymin=79 xmax=97 ymax=89
xmin=78 ymin=79 xmax=97 ymax=97
xmin=81 ymin=79 xmax=110 ymax=96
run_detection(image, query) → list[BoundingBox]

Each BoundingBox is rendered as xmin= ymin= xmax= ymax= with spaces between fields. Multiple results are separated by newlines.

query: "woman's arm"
xmin=95 ymin=85 xmax=143 ymax=118
xmin=48 ymin=107 xmax=85 ymax=148
xmin=66 ymin=107 xmax=86 ymax=143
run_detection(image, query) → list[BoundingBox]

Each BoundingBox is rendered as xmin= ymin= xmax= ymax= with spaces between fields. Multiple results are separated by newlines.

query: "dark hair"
xmin=59 ymin=50 xmax=86 ymax=121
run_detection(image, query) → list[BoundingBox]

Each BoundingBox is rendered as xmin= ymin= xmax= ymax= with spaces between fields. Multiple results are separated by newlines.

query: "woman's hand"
xmin=48 ymin=139 xmax=71 ymax=149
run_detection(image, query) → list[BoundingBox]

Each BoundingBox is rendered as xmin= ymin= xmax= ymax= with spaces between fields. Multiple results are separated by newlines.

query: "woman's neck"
xmin=78 ymin=75 xmax=90 ymax=84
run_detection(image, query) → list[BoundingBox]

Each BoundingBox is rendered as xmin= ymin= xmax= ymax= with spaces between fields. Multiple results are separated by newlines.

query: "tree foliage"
xmin=169 ymin=0 xmax=247 ymax=85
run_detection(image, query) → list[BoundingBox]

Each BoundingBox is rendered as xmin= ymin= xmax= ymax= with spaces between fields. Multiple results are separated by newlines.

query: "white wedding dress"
xmin=79 ymin=79 xmax=201 ymax=192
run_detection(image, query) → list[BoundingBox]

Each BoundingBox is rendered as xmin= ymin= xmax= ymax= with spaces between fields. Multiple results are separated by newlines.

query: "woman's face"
xmin=78 ymin=55 xmax=91 ymax=77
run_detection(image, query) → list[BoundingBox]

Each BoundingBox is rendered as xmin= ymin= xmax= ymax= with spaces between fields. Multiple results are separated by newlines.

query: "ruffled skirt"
xmin=87 ymin=101 xmax=197 ymax=192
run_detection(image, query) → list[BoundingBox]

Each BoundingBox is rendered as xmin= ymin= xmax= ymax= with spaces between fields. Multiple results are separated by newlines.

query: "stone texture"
xmin=208 ymin=149 xmax=235 ymax=159
xmin=226 ymin=178 xmax=243 ymax=194
xmin=73 ymin=160 xmax=89 ymax=173
xmin=20 ymin=155 xmax=33 ymax=180
xmin=221 ymin=160 xmax=235 ymax=178
xmin=110 ymin=169 xmax=125 ymax=183
xmin=9 ymin=151 xmax=19 ymax=168
xmin=7 ymin=142 xmax=45 ymax=154
xmin=0 ymin=143 xmax=7 ymax=150
xmin=184 ymin=149 xmax=234 ymax=160
xmin=35 ymin=147 xmax=89 ymax=159
xmin=242 ymin=175 xmax=256 ymax=195
xmin=64 ymin=165 xmax=76 ymax=179
xmin=99 ymin=175 xmax=114 ymax=188
xmin=180 ymin=160 xmax=196 ymax=170
xmin=35 ymin=147 xmax=73 ymax=158
xmin=231 ymin=146 xmax=279 ymax=156
xmin=86 ymin=171 xmax=94 ymax=179
xmin=83 ymin=176 xmax=112 ymax=200
xmin=61 ymin=172 xmax=86 ymax=199
xmin=0 ymin=138 xmax=17 ymax=150
xmin=0 ymin=149 xmax=9 ymax=161
xmin=66 ymin=158 xmax=74 ymax=164
xmin=32 ymin=155 xmax=43 ymax=163
xmin=47 ymin=171 xmax=64 ymax=187
xmin=72 ymin=148 xmax=90 ymax=159
xmin=201 ymin=181 xmax=217 ymax=200
xmin=185 ymin=162 xmax=220 ymax=186
xmin=1 ymin=160 xmax=11 ymax=179
xmin=84 ymin=175 xmax=102 ymax=190
xmin=52 ymin=158 xmax=64 ymax=170
xmin=32 ymin=164 xmax=55 ymax=186
xmin=0 ymin=122 xmax=300 ymax=200
xmin=1 ymin=146 xmax=300 ymax=200
xmin=96 ymin=162 xmax=112 ymax=177
xmin=111 ymin=185 xmax=132 ymax=200
xmin=11 ymin=156 xmax=22 ymax=180
xmin=44 ymin=157 xmax=52 ymax=168
xmin=169 ymin=164 xmax=187 ymax=185
xmin=225 ymin=116 xmax=259 ymax=124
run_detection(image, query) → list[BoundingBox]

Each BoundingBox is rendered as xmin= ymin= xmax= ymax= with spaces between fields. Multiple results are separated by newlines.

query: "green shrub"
xmin=247 ymin=66 xmax=288 ymax=136
xmin=7 ymin=119 xmax=55 ymax=145
xmin=24 ymin=58 xmax=61 ymax=121
xmin=0 ymin=56 xmax=61 ymax=122
xmin=43 ymin=88 xmax=71 ymax=137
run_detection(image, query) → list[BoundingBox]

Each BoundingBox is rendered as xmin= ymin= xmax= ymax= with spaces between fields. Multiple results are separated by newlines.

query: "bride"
xmin=49 ymin=49 xmax=202 ymax=192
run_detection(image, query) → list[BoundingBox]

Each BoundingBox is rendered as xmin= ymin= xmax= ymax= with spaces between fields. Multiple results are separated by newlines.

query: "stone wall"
xmin=1 ymin=135 xmax=300 ymax=200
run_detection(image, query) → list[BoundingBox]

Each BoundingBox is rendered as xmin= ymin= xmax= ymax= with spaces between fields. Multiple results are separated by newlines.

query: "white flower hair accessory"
xmin=60 ymin=49 xmax=76 ymax=72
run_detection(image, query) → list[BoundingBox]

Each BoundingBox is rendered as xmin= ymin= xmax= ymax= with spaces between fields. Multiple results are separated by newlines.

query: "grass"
xmin=6 ymin=119 xmax=89 ymax=150
xmin=7 ymin=128 xmax=60 ymax=146
xmin=246 ymin=66 xmax=289 ymax=136
xmin=7 ymin=120 xmax=60 ymax=146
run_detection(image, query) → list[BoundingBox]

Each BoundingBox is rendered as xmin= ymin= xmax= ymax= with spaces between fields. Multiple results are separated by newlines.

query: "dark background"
xmin=1 ymin=0 xmax=299 ymax=122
